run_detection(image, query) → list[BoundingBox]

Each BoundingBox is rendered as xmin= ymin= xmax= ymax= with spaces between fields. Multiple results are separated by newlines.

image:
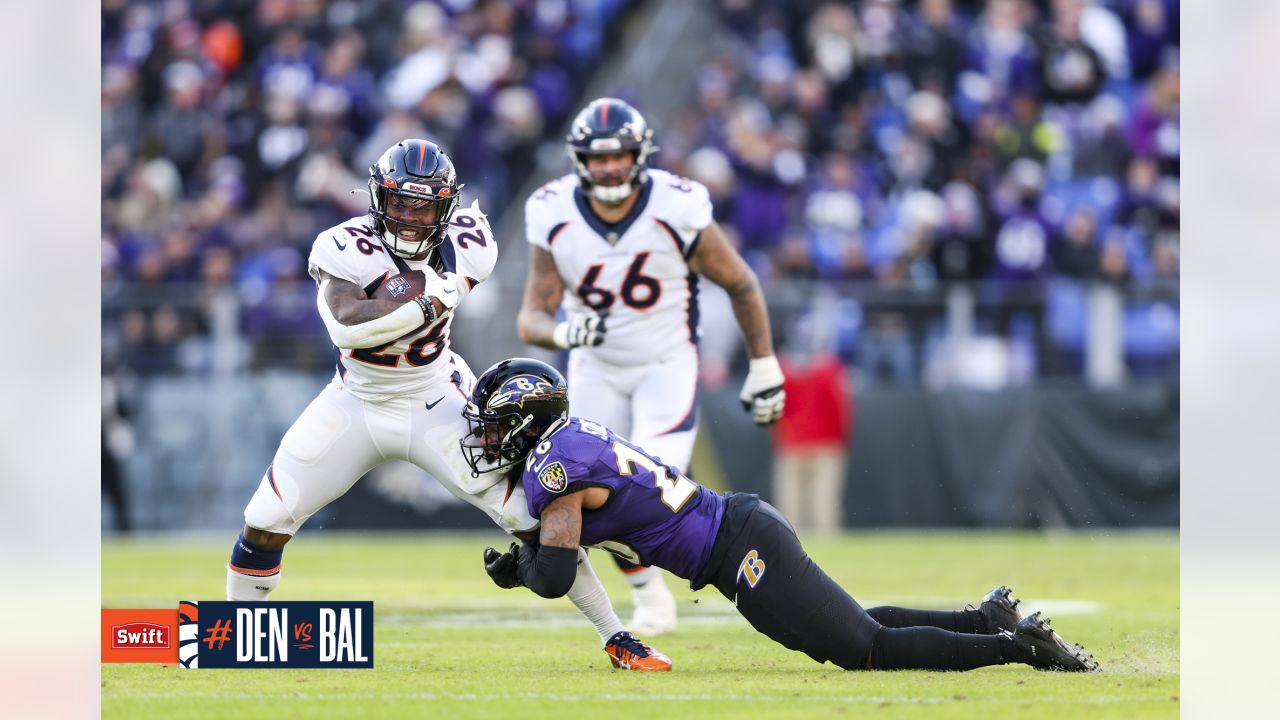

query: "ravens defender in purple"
xmin=462 ymin=358 xmax=1100 ymax=673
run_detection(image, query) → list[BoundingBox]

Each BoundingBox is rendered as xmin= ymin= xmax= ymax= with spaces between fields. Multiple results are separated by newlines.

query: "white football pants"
xmin=566 ymin=344 xmax=699 ymax=473
xmin=242 ymin=357 xmax=537 ymax=536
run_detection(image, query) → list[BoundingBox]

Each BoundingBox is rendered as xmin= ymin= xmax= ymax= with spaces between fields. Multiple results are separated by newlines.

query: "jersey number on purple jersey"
xmin=611 ymin=440 xmax=697 ymax=512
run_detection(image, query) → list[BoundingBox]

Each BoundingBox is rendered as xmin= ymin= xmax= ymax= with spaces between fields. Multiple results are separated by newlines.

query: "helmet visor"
xmin=460 ymin=410 xmax=530 ymax=476
xmin=383 ymin=192 xmax=445 ymax=241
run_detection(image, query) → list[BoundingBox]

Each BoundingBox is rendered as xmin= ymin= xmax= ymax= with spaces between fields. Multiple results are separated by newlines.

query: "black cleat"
xmin=1010 ymin=611 xmax=1100 ymax=672
xmin=977 ymin=585 xmax=1023 ymax=633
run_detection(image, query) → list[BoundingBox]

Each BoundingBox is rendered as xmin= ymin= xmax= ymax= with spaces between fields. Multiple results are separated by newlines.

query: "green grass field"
xmin=102 ymin=530 xmax=1178 ymax=719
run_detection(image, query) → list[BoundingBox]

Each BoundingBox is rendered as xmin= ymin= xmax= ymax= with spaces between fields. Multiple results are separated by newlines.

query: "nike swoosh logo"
xmin=443 ymin=287 xmax=457 ymax=295
xmin=333 ymin=236 xmax=347 ymax=251
xmin=424 ymin=397 xmax=444 ymax=410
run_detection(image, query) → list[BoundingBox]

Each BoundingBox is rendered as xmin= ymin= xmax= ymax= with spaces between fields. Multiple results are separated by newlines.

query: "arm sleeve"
xmin=516 ymin=543 xmax=579 ymax=599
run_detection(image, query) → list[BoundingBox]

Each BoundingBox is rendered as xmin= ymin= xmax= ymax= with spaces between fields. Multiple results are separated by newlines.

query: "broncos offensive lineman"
xmin=467 ymin=359 xmax=1101 ymax=673
xmin=518 ymin=98 xmax=787 ymax=636
xmin=224 ymin=139 xmax=670 ymax=671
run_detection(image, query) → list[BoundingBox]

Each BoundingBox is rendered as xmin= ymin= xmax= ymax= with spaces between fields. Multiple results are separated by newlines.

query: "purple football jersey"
xmin=522 ymin=418 xmax=725 ymax=581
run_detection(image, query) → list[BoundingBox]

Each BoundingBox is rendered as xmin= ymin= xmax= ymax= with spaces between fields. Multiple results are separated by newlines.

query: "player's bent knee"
xmin=243 ymin=465 xmax=305 ymax=534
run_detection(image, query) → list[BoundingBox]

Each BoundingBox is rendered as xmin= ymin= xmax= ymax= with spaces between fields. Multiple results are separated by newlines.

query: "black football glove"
xmin=483 ymin=543 xmax=521 ymax=589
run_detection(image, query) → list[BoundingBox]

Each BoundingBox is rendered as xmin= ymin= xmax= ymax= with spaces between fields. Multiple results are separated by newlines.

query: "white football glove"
xmin=553 ymin=312 xmax=607 ymax=349
xmin=421 ymin=268 xmax=462 ymax=313
xmin=739 ymin=355 xmax=786 ymax=426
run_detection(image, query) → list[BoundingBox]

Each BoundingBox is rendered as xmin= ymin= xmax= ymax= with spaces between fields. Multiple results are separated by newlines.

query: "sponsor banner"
xmin=102 ymin=601 xmax=374 ymax=668
xmin=101 ymin=609 xmax=179 ymax=663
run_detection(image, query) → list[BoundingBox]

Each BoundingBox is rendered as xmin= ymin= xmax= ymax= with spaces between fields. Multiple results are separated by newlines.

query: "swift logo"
xmin=112 ymin=622 xmax=171 ymax=649
xmin=102 ymin=609 xmax=179 ymax=663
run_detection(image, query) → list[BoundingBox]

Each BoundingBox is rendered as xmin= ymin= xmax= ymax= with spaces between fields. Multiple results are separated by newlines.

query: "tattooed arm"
xmin=513 ymin=491 xmax=586 ymax=599
xmin=315 ymin=268 xmax=445 ymax=349
xmin=687 ymin=222 xmax=775 ymax=359
xmin=516 ymin=246 xmax=568 ymax=350
xmin=538 ymin=492 xmax=586 ymax=549
xmin=689 ymin=222 xmax=787 ymax=425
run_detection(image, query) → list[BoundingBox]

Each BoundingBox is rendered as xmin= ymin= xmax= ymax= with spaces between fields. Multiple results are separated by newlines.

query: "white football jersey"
xmin=308 ymin=200 xmax=497 ymax=401
xmin=525 ymin=169 xmax=713 ymax=366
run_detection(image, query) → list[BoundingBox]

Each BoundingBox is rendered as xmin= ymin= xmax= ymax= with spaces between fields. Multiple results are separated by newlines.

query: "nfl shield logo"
xmin=387 ymin=276 xmax=411 ymax=298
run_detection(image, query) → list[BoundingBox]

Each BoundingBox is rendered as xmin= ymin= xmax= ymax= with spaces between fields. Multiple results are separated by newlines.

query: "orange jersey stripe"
xmin=228 ymin=562 xmax=281 ymax=577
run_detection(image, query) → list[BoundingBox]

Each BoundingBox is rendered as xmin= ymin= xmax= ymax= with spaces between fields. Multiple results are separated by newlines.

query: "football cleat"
xmin=628 ymin=576 xmax=677 ymax=637
xmin=604 ymin=631 xmax=672 ymax=672
xmin=976 ymin=585 xmax=1023 ymax=633
xmin=1009 ymin=612 xmax=1100 ymax=672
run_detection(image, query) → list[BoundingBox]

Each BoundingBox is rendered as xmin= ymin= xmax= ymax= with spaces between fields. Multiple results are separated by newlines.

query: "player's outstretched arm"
xmin=517 ymin=246 xmax=568 ymax=349
xmin=690 ymin=223 xmax=786 ymax=425
xmin=315 ymin=269 xmax=440 ymax=349
xmin=518 ymin=247 xmax=606 ymax=349
xmin=512 ymin=492 xmax=585 ymax=598
xmin=689 ymin=222 xmax=774 ymax=359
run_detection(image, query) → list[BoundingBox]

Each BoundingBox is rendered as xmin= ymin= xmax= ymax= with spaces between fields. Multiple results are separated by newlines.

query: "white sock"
xmin=226 ymin=566 xmax=281 ymax=600
xmin=567 ymin=549 xmax=625 ymax=644
xmin=622 ymin=564 xmax=662 ymax=589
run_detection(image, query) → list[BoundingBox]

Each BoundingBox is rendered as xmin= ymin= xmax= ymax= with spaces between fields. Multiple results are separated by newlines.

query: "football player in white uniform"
xmin=517 ymin=99 xmax=787 ymax=636
xmin=225 ymin=139 xmax=671 ymax=671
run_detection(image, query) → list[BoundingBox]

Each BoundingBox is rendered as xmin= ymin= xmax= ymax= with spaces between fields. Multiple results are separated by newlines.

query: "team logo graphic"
xmin=736 ymin=549 xmax=766 ymax=589
xmin=178 ymin=601 xmax=200 ymax=668
xmin=539 ymin=462 xmax=568 ymax=493
xmin=488 ymin=374 xmax=560 ymax=409
xmin=385 ymin=275 xmax=413 ymax=299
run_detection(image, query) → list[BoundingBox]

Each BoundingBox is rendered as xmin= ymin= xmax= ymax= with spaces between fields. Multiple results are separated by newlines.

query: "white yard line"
xmin=381 ymin=597 xmax=1101 ymax=629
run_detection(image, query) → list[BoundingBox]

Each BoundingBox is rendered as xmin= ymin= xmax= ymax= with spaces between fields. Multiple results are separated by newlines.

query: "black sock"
xmin=869 ymin=626 xmax=1014 ymax=671
xmin=867 ymin=606 xmax=987 ymax=633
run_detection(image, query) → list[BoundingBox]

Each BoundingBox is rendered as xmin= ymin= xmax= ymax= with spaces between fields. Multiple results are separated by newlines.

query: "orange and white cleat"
xmin=604 ymin=631 xmax=672 ymax=671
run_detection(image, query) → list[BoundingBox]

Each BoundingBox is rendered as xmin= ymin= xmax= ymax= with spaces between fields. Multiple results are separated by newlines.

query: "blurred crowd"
xmin=101 ymin=0 xmax=1179 ymax=383
xmin=658 ymin=0 xmax=1178 ymax=381
xmin=102 ymin=0 xmax=638 ymax=375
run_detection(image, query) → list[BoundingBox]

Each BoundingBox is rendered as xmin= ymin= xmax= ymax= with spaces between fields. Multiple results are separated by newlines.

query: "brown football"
xmin=371 ymin=270 xmax=427 ymax=302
